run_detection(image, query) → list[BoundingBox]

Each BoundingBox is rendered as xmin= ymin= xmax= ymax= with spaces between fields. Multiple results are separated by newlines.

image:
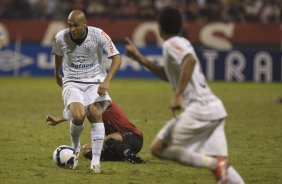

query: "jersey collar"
xmin=69 ymin=27 xmax=88 ymax=46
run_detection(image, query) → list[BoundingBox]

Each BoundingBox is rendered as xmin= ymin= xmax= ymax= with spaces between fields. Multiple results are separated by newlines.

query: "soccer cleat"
xmin=213 ymin=157 xmax=228 ymax=184
xmin=90 ymin=164 xmax=101 ymax=174
xmin=69 ymin=152 xmax=79 ymax=170
xmin=125 ymin=152 xmax=146 ymax=164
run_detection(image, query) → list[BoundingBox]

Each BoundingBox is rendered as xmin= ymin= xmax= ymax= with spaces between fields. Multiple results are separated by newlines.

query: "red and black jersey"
xmin=102 ymin=101 xmax=143 ymax=137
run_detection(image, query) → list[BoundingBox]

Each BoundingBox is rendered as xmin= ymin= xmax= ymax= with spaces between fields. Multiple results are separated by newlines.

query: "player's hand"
xmin=55 ymin=75 xmax=63 ymax=87
xmin=98 ymin=80 xmax=109 ymax=96
xmin=44 ymin=115 xmax=61 ymax=126
xmin=125 ymin=37 xmax=142 ymax=61
xmin=169 ymin=95 xmax=183 ymax=118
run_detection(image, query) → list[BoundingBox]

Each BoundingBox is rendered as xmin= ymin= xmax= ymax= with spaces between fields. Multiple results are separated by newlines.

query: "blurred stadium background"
xmin=0 ymin=0 xmax=281 ymax=82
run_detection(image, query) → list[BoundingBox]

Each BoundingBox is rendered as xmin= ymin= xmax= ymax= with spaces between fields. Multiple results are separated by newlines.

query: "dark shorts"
xmin=84 ymin=131 xmax=143 ymax=161
xmin=119 ymin=131 xmax=143 ymax=153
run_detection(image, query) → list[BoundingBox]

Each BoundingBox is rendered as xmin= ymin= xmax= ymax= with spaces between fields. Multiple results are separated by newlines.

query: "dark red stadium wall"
xmin=0 ymin=18 xmax=280 ymax=49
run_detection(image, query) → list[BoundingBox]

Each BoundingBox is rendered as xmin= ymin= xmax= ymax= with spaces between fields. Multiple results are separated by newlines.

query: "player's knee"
xmin=150 ymin=146 xmax=161 ymax=158
xmin=150 ymin=139 xmax=167 ymax=158
xmin=69 ymin=103 xmax=86 ymax=125
xmin=88 ymin=105 xmax=103 ymax=122
xmin=72 ymin=113 xmax=85 ymax=125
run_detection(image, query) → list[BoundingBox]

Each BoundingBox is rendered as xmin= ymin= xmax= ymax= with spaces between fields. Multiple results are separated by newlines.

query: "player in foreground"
xmin=52 ymin=10 xmax=121 ymax=173
xmin=125 ymin=7 xmax=244 ymax=184
xmin=45 ymin=100 xmax=145 ymax=164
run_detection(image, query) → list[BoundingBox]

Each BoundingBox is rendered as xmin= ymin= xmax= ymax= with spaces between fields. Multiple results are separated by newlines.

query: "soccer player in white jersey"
xmin=125 ymin=7 xmax=244 ymax=184
xmin=52 ymin=10 xmax=121 ymax=173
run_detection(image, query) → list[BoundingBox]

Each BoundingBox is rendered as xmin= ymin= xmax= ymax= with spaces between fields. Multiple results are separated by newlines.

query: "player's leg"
xmin=82 ymin=133 xmax=124 ymax=161
xmin=87 ymin=102 xmax=105 ymax=173
xmin=115 ymin=131 xmax=145 ymax=164
xmin=82 ymin=132 xmax=145 ymax=163
xmin=170 ymin=117 xmax=243 ymax=184
xmin=69 ymin=102 xmax=85 ymax=153
xmin=85 ymin=83 xmax=111 ymax=173
xmin=62 ymin=83 xmax=86 ymax=170
xmin=203 ymin=119 xmax=230 ymax=184
xmin=226 ymin=166 xmax=245 ymax=184
xmin=159 ymin=116 xmax=230 ymax=183
xmin=150 ymin=118 xmax=178 ymax=158
xmin=210 ymin=159 xmax=245 ymax=184
xmin=161 ymin=145 xmax=219 ymax=168
xmin=201 ymin=119 xmax=244 ymax=184
xmin=151 ymin=138 xmax=168 ymax=158
xmin=81 ymin=137 xmax=123 ymax=161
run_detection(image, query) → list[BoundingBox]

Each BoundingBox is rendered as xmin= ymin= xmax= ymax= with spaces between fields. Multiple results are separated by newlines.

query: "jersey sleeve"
xmin=51 ymin=36 xmax=63 ymax=56
xmin=164 ymin=38 xmax=193 ymax=64
xmin=99 ymin=30 xmax=119 ymax=58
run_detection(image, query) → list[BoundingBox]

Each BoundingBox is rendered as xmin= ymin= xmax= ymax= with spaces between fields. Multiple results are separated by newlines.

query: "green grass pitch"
xmin=0 ymin=77 xmax=281 ymax=184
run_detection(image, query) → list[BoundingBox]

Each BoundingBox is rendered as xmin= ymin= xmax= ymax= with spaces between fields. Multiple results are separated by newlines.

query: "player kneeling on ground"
xmin=125 ymin=6 xmax=244 ymax=184
xmin=45 ymin=100 xmax=146 ymax=164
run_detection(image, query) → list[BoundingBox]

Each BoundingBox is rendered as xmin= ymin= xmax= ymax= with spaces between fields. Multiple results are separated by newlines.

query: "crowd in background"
xmin=0 ymin=0 xmax=281 ymax=23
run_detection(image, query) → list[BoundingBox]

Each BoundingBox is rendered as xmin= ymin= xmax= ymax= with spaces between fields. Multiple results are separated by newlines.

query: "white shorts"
xmin=157 ymin=114 xmax=228 ymax=157
xmin=62 ymin=82 xmax=111 ymax=109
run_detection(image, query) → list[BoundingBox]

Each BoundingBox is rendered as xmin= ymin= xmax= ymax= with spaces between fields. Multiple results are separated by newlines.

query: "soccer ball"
xmin=52 ymin=145 xmax=76 ymax=167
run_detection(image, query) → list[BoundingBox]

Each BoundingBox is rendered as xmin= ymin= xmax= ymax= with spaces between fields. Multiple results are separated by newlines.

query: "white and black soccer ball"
xmin=52 ymin=145 xmax=76 ymax=167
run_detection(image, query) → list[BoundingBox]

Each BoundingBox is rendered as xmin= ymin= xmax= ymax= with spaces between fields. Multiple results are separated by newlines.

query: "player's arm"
xmin=98 ymin=54 xmax=121 ymax=96
xmin=0 ymin=32 xmax=5 ymax=49
xmin=54 ymin=55 xmax=63 ymax=87
xmin=45 ymin=115 xmax=66 ymax=126
xmin=170 ymin=54 xmax=195 ymax=115
xmin=125 ymin=38 xmax=168 ymax=81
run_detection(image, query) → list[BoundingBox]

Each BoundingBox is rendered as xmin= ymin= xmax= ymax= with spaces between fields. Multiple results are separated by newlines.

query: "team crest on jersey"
xmin=83 ymin=45 xmax=92 ymax=55
xmin=76 ymin=56 xmax=86 ymax=63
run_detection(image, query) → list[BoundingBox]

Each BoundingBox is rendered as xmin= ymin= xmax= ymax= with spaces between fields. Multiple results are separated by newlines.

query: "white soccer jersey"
xmin=162 ymin=36 xmax=227 ymax=120
xmin=52 ymin=26 xmax=119 ymax=84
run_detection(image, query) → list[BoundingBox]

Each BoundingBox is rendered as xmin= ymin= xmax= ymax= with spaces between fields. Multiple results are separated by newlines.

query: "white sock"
xmin=227 ymin=166 xmax=245 ymax=184
xmin=162 ymin=145 xmax=217 ymax=169
xmin=70 ymin=121 xmax=84 ymax=153
xmin=91 ymin=123 xmax=105 ymax=166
